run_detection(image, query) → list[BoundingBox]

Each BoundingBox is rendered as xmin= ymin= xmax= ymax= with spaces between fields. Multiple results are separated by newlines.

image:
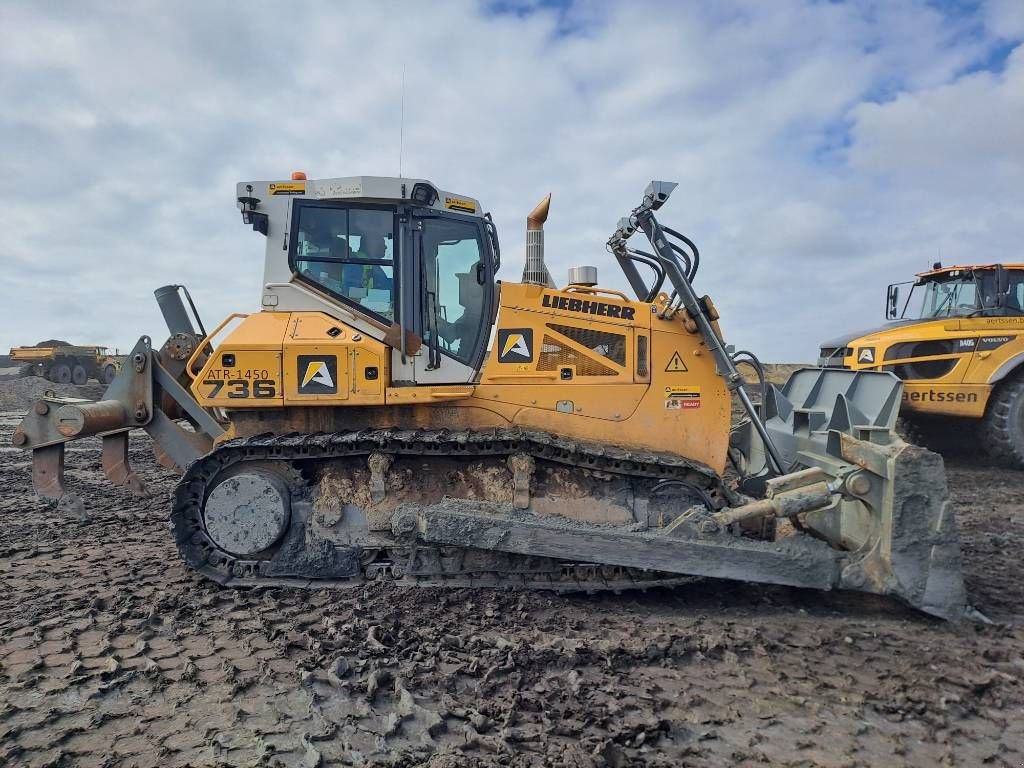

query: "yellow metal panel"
xmin=190 ymin=313 xmax=290 ymax=408
xmin=281 ymin=312 xmax=388 ymax=405
xmin=902 ymin=383 xmax=990 ymax=417
xmin=217 ymin=312 xmax=291 ymax=348
xmin=473 ymin=383 xmax=645 ymax=421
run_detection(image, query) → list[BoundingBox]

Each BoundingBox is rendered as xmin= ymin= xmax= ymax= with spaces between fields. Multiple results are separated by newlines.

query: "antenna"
xmin=398 ymin=64 xmax=406 ymax=178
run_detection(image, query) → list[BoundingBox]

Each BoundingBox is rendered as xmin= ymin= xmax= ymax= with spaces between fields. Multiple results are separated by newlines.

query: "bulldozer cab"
xmin=241 ymin=176 xmax=500 ymax=385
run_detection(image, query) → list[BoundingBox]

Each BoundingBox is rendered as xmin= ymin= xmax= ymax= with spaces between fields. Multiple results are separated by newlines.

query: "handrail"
xmin=185 ymin=313 xmax=249 ymax=377
xmin=561 ymin=285 xmax=632 ymax=302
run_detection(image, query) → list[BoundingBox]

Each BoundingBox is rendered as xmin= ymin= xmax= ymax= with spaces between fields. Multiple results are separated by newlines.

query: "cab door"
xmin=963 ymin=269 xmax=1024 ymax=385
xmin=401 ymin=210 xmax=497 ymax=385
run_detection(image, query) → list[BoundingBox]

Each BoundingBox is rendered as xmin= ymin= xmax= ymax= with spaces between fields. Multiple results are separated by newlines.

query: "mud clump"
xmin=0 ymin=420 xmax=1023 ymax=766
xmin=0 ymin=377 xmax=105 ymax=412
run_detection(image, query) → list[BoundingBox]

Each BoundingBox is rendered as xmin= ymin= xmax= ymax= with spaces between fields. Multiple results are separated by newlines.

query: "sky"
xmin=1 ymin=0 xmax=1022 ymax=362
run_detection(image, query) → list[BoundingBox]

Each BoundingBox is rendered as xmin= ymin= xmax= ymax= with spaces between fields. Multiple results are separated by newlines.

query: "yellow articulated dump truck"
xmin=818 ymin=263 xmax=1024 ymax=467
xmin=11 ymin=175 xmax=977 ymax=621
xmin=10 ymin=343 xmax=120 ymax=384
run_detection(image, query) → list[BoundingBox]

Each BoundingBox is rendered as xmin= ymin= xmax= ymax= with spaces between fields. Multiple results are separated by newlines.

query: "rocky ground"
xmin=0 ymin=382 xmax=1022 ymax=767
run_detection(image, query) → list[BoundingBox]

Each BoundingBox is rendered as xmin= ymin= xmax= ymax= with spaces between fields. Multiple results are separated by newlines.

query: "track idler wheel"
xmin=203 ymin=470 xmax=291 ymax=557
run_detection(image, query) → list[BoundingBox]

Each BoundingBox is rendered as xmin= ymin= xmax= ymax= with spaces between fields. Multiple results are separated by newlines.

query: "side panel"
xmin=282 ymin=313 xmax=388 ymax=406
xmin=192 ymin=312 xmax=289 ymax=408
xmin=192 ymin=312 xmax=389 ymax=409
xmin=900 ymin=383 xmax=991 ymax=417
xmin=474 ymin=282 xmax=729 ymax=472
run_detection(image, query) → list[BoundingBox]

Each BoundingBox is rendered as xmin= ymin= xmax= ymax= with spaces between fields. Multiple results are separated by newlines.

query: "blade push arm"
xmin=607 ymin=181 xmax=786 ymax=474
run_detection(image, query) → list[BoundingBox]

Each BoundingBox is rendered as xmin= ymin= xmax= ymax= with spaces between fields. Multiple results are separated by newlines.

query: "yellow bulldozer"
xmin=819 ymin=263 xmax=1024 ymax=467
xmin=12 ymin=174 xmax=974 ymax=620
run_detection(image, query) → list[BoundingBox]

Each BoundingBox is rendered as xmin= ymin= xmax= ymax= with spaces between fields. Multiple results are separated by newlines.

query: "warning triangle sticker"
xmin=665 ymin=351 xmax=688 ymax=372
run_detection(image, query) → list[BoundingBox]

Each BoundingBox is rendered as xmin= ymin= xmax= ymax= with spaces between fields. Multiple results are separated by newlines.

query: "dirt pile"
xmin=0 ymin=417 xmax=1022 ymax=766
xmin=0 ymin=377 xmax=105 ymax=413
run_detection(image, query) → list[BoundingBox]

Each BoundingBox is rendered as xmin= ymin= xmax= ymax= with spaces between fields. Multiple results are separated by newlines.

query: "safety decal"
xmin=297 ymin=355 xmax=338 ymax=394
xmin=444 ymin=195 xmax=476 ymax=213
xmin=497 ymin=329 xmax=533 ymax=363
xmin=857 ymin=347 xmax=875 ymax=364
xmin=665 ymin=385 xmax=700 ymax=410
xmin=269 ymin=182 xmax=306 ymax=195
xmin=665 ymin=351 xmax=688 ymax=372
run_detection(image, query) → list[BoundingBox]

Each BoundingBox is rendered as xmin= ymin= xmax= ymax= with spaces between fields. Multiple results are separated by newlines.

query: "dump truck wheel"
xmin=899 ymin=415 xmax=976 ymax=454
xmin=981 ymin=374 xmax=1024 ymax=468
xmin=102 ymin=363 xmax=117 ymax=385
xmin=71 ymin=364 xmax=88 ymax=385
xmin=52 ymin=363 xmax=72 ymax=384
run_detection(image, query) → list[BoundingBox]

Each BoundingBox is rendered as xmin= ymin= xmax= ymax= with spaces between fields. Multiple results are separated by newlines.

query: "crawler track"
xmin=171 ymin=428 xmax=724 ymax=590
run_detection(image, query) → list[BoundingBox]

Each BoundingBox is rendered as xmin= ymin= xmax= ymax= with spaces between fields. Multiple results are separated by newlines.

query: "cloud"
xmin=0 ymin=0 xmax=1021 ymax=364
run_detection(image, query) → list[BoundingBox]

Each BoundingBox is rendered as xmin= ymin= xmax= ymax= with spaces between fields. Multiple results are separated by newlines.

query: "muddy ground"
xmin=1 ymin=383 xmax=1023 ymax=767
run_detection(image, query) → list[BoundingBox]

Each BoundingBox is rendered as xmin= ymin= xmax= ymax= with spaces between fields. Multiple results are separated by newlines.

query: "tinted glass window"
xmin=293 ymin=205 xmax=395 ymax=320
xmin=422 ymin=218 xmax=485 ymax=363
xmin=1008 ymin=270 xmax=1024 ymax=312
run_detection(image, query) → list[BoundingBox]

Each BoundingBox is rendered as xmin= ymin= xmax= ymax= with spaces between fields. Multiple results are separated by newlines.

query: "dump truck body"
xmin=10 ymin=344 xmax=120 ymax=384
xmin=12 ymin=176 xmax=975 ymax=621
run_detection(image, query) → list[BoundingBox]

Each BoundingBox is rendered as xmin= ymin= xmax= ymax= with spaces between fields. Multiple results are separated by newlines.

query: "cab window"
xmin=291 ymin=203 xmax=396 ymax=320
xmin=1007 ymin=270 xmax=1024 ymax=313
xmin=421 ymin=218 xmax=486 ymax=364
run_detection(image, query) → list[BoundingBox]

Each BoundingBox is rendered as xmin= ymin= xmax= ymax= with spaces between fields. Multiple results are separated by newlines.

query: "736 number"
xmin=204 ymin=379 xmax=277 ymax=399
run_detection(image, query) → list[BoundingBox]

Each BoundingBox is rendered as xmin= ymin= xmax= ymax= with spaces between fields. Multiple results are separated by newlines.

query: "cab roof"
xmin=236 ymin=175 xmax=484 ymax=217
xmin=915 ymin=263 xmax=1024 ymax=280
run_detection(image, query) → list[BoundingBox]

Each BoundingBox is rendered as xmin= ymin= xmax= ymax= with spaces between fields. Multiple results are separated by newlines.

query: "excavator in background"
xmin=818 ymin=263 xmax=1024 ymax=467
xmin=12 ymin=175 xmax=973 ymax=621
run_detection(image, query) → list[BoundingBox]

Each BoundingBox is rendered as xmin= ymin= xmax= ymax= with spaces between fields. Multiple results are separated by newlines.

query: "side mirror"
xmin=250 ymin=212 xmax=269 ymax=236
xmin=886 ymin=284 xmax=899 ymax=319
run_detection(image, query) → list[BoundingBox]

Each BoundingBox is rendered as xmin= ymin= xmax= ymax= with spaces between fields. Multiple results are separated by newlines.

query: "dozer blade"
xmin=394 ymin=369 xmax=975 ymax=621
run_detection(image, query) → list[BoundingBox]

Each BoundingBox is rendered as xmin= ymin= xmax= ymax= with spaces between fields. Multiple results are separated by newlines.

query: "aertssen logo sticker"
xmin=497 ymin=329 xmax=533 ymax=363
xmin=857 ymin=347 xmax=875 ymax=364
xmin=297 ymin=355 xmax=338 ymax=394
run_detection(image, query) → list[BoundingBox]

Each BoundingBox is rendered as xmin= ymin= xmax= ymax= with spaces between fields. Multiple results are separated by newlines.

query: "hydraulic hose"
xmin=662 ymin=225 xmax=700 ymax=281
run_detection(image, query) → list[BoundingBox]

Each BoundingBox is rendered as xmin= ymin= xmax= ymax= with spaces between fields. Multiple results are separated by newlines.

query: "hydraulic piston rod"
xmin=55 ymin=400 xmax=130 ymax=437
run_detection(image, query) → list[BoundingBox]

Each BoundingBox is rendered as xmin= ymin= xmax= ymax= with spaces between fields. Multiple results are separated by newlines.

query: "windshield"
xmin=905 ymin=269 xmax=1024 ymax=318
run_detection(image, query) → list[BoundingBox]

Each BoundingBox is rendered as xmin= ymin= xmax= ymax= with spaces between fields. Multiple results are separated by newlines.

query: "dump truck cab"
xmin=819 ymin=263 xmax=1024 ymax=466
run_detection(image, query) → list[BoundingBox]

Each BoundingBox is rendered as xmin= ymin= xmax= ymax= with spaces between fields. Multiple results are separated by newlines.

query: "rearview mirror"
xmin=886 ymin=284 xmax=899 ymax=319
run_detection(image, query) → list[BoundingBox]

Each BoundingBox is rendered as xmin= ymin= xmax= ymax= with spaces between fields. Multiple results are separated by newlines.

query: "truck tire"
xmin=980 ymin=375 xmax=1024 ymax=469
xmin=52 ymin=363 xmax=72 ymax=384
xmin=898 ymin=415 xmax=976 ymax=454
xmin=102 ymin=363 xmax=117 ymax=385
xmin=71 ymin=364 xmax=88 ymax=385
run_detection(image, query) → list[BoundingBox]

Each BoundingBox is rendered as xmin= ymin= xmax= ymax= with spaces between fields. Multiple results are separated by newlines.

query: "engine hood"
xmin=819 ymin=319 xmax=923 ymax=349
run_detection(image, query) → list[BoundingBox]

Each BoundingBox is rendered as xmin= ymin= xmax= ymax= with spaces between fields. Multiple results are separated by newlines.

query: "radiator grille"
xmin=538 ymin=335 xmax=617 ymax=376
xmin=546 ymin=324 xmax=626 ymax=366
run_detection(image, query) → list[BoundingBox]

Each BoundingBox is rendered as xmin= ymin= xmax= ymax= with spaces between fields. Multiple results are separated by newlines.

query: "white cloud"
xmin=0 ymin=0 xmax=1021 ymax=364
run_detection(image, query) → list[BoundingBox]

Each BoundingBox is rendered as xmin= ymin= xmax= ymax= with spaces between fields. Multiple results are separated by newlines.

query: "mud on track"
xmin=1 ymin=409 xmax=1023 ymax=766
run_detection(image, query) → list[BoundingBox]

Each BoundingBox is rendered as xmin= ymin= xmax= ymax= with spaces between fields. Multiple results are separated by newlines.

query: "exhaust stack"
xmin=522 ymin=193 xmax=555 ymax=288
